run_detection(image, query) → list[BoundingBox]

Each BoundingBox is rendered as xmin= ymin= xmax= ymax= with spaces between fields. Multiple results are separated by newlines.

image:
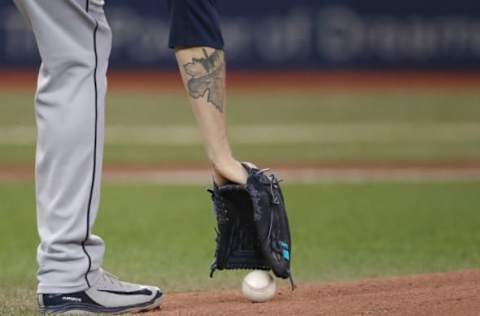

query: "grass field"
xmin=0 ymin=90 xmax=479 ymax=165
xmin=1 ymin=181 xmax=479 ymax=315
xmin=0 ymin=80 xmax=479 ymax=314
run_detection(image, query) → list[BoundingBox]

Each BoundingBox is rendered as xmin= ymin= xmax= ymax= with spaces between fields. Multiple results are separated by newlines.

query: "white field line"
xmin=0 ymin=123 xmax=480 ymax=145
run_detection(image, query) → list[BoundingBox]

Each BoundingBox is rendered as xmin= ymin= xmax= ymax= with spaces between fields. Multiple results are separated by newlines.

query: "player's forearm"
xmin=175 ymin=46 xmax=247 ymax=184
xmin=175 ymin=47 xmax=231 ymax=166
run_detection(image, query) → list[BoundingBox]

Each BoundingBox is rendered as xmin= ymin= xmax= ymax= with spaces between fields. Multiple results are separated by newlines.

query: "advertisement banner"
xmin=0 ymin=0 xmax=479 ymax=69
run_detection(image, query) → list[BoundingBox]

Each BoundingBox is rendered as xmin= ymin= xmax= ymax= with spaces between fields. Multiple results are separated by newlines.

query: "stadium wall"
xmin=0 ymin=0 xmax=479 ymax=69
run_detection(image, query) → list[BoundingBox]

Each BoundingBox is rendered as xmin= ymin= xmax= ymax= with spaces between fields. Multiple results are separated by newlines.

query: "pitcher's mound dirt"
xmin=153 ymin=269 xmax=480 ymax=316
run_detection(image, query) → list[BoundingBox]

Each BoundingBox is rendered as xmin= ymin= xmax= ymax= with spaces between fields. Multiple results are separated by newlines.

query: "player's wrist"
xmin=211 ymin=157 xmax=247 ymax=185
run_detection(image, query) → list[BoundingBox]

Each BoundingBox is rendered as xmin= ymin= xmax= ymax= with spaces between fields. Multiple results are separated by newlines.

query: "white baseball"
xmin=241 ymin=270 xmax=276 ymax=303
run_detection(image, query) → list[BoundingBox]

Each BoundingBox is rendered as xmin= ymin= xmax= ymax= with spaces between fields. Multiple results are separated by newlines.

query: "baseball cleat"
xmin=38 ymin=269 xmax=163 ymax=315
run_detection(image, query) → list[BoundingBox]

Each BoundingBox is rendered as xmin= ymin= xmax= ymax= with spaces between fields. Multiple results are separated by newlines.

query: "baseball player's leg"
xmin=168 ymin=0 xmax=248 ymax=185
xmin=14 ymin=1 xmax=163 ymax=313
xmin=13 ymin=0 xmax=110 ymax=294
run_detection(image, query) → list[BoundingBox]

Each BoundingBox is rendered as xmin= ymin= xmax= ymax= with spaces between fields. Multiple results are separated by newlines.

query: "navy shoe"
xmin=38 ymin=270 xmax=163 ymax=314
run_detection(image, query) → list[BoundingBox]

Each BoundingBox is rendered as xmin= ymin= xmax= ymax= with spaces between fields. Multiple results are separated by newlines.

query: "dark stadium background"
xmin=0 ymin=0 xmax=479 ymax=69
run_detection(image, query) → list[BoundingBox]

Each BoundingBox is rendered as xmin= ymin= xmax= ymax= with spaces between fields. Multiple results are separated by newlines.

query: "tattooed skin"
xmin=182 ymin=49 xmax=225 ymax=113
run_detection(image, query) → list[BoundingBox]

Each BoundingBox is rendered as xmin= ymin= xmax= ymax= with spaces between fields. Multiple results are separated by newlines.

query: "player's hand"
xmin=212 ymin=158 xmax=248 ymax=185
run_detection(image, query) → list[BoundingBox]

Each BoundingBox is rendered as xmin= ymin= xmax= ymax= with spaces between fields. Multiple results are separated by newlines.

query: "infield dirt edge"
xmin=156 ymin=269 xmax=480 ymax=316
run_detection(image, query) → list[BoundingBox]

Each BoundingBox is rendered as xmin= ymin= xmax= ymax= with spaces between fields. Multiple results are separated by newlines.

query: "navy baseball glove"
xmin=209 ymin=163 xmax=295 ymax=288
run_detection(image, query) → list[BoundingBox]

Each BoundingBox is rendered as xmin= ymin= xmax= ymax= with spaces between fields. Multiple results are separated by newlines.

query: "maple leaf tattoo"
xmin=183 ymin=49 xmax=225 ymax=113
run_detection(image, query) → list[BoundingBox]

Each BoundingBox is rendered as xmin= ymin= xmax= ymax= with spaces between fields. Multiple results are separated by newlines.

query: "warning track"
xmin=2 ymin=162 xmax=480 ymax=183
xmin=2 ymin=70 xmax=480 ymax=92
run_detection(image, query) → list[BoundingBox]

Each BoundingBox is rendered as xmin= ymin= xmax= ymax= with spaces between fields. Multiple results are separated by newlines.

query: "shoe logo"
xmin=97 ymin=289 xmax=153 ymax=296
xmin=62 ymin=296 xmax=82 ymax=303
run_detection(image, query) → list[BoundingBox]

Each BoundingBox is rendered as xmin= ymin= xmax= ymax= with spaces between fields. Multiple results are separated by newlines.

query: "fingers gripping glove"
xmin=209 ymin=164 xmax=295 ymax=288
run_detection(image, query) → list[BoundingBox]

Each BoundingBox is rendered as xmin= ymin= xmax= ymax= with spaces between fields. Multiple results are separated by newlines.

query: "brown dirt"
xmin=2 ymin=162 xmax=480 ymax=183
xmin=149 ymin=270 xmax=480 ymax=316
xmin=3 ymin=70 xmax=480 ymax=92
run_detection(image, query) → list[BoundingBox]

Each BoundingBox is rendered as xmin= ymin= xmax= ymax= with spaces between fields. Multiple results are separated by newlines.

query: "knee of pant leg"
xmin=167 ymin=0 xmax=224 ymax=49
xmin=39 ymin=46 xmax=98 ymax=79
xmin=39 ymin=21 xmax=111 ymax=75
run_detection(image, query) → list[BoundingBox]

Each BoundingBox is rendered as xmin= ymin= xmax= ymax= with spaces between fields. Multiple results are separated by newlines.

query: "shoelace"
xmin=269 ymin=174 xmax=283 ymax=205
xmin=256 ymin=168 xmax=282 ymax=205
